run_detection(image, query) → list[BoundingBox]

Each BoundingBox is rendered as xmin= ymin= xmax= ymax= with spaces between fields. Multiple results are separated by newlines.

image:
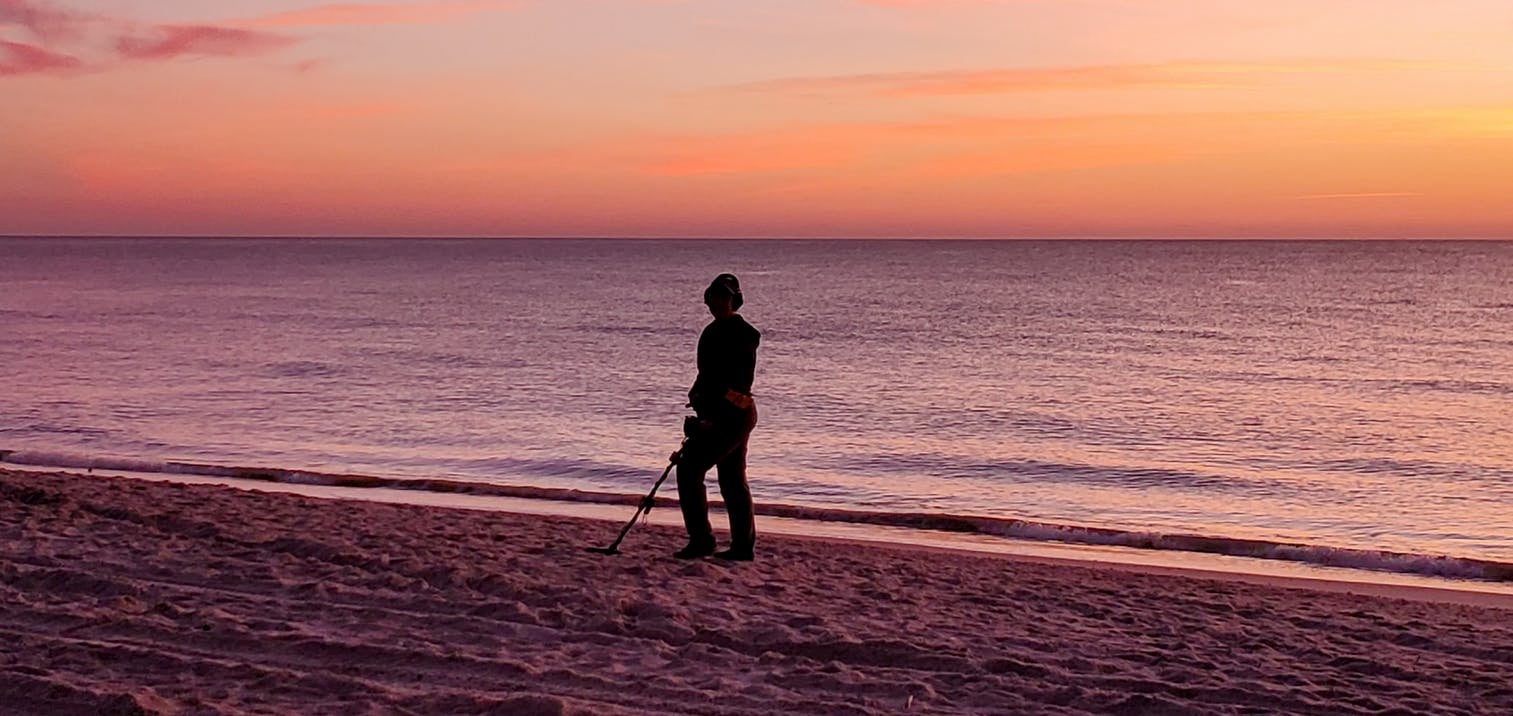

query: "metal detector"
xmin=586 ymin=443 xmax=684 ymax=556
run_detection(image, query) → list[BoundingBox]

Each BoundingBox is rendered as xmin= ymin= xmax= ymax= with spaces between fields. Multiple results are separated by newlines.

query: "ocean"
xmin=3 ymin=238 xmax=1510 ymax=581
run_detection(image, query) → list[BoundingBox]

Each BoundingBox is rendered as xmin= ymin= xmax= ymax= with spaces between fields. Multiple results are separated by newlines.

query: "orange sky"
xmin=3 ymin=0 xmax=1512 ymax=237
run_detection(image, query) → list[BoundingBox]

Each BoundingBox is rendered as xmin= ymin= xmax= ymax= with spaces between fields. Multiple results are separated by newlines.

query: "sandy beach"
xmin=2 ymin=468 xmax=1510 ymax=715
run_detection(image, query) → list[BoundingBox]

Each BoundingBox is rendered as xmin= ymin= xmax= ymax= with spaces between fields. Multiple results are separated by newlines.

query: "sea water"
xmin=3 ymin=238 xmax=1510 ymax=578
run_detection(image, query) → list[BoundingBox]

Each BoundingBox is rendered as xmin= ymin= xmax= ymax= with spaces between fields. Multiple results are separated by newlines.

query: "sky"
xmin=3 ymin=0 xmax=1512 ymax=238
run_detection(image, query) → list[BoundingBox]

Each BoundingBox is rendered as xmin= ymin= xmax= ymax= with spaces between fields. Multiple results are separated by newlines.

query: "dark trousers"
xmin=677 ymin=404 xmax=757 ymax=549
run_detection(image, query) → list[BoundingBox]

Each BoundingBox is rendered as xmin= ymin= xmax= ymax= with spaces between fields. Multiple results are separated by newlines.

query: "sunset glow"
xmin=4 ymin=0 xmax=1512 ymax=237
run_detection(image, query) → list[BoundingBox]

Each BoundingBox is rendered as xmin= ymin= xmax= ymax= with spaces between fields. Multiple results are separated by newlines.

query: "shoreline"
xmin=4 ymin=468 xmax=1512 ymax=713
xmin=7 ymin=462 xmax=1512 ymax=605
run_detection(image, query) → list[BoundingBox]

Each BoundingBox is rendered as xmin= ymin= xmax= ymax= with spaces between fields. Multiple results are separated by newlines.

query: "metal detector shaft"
xmin=591 ymin=451 xmax=680 ymax=555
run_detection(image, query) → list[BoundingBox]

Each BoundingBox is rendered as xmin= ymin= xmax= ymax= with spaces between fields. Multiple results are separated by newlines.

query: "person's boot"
xmin=673 ymin=538 xmax=716 ymax=559
xmin=714 ymin=546 xmax=753 ymax=562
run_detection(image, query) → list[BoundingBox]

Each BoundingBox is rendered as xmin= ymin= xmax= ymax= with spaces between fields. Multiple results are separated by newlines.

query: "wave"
xmin=4 ymin=448 xmax=1510 ymax=584
xmin=830 ymin=452 xmax=1289 ymax=495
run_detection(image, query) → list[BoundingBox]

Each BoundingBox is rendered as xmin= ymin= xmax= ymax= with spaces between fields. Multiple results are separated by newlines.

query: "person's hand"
xmin=683 ymin=415 xmax=714 ymax=439
xmin=669 ymin=450 xmax=682 ymax=463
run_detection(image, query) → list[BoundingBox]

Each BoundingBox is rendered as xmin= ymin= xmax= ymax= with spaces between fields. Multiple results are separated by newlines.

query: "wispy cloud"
xmin=0 ymin=37 xmax=80 ymax=75
xmin=854 ymin=0 xmax=1020 ymax=6
xmin=304 ymin=101 xmax=416 ymax=118
xmin=514 ymin=106 xmax=1468 ymax=187
xmin=4 ymin=0 xmax=516 ymax=76
xmin=1413 ymin=107 xmax=1513 ymax=138
xmin=730 ymin=60 xmax=1449 ymax=98
xmin=0 ymin=0 xmax=87 ymax=41
xmin=2 ymin=0 xmax=302 ymax=75
xmin=116 ymin=25 xmax=295 ymax=61
xmin=619 ymin=114 xmax=1176 ymax=178
xmin=242 ymin=1 xmax=518 ymax=28
xmin=1293 ymin=192 xmax=1422 ymax=200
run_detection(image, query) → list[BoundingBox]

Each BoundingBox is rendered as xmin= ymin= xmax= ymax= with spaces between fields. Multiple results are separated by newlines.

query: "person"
xmin=674 ymin=273 xmax=760 ymax=561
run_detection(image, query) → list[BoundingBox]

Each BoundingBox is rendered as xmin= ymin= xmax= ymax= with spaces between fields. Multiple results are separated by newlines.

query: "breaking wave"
xmin=4 ymin=448 xmax=1510 ymax=584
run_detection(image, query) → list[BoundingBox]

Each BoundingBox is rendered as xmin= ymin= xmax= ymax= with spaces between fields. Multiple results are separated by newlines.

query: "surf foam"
xmin=4 ymin=449 xmax=1509 ymax=583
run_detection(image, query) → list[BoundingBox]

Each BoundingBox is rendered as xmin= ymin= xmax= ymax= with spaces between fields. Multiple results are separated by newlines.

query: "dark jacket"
xmin=689 ymin=315 xmax=760 ymax=420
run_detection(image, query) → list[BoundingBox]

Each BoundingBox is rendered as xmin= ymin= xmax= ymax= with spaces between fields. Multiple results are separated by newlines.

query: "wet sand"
xmin=2 ymin=468 xmax=1510 ymax=715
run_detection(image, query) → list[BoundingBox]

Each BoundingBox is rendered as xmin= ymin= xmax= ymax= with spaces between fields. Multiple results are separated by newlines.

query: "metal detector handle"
xmin=644 ymin=446 xmax=683 ymax=507
xmin=586 ymin=436 xmax=689 ymax=555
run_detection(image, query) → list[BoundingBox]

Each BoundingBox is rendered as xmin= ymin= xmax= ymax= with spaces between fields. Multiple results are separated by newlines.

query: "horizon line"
xmin=3 ymin=234 xmax=1511 ymax=241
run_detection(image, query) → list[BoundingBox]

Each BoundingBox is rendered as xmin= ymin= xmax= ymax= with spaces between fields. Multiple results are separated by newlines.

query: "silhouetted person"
xmin=674 ymin=274 xmax=760 ymax=561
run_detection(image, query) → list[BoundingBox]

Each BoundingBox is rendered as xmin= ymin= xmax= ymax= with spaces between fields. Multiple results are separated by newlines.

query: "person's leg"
xmin=675 ymin=418 xmax=746 ymax=557
xmin=714 ymin=440 xmax=754 ymax=557
xmin=715 ymin=406 xmax=757 ymax=560
xmin=674 ymin=446 xmax=717 ymax=558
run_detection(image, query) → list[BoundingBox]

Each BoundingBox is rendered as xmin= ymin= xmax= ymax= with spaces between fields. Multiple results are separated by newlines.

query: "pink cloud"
xmin=243 ymin=1 xmax=518 ymax=28
xmin=4 ymin=2 xmax=299 ymax=73
xmin=0 ymin=0 xmax=86 ymax=41
xmin=291 ymin=58 xmax=326 ymax=74
xmin=116 ymin=25 xmax=296 ymax=61
xmin=0 ymin=38 xmax=80 ymax=75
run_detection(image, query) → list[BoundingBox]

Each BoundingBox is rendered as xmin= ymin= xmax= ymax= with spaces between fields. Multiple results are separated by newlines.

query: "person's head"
xmin=704 ymin=273 xmax=742 ymax=318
